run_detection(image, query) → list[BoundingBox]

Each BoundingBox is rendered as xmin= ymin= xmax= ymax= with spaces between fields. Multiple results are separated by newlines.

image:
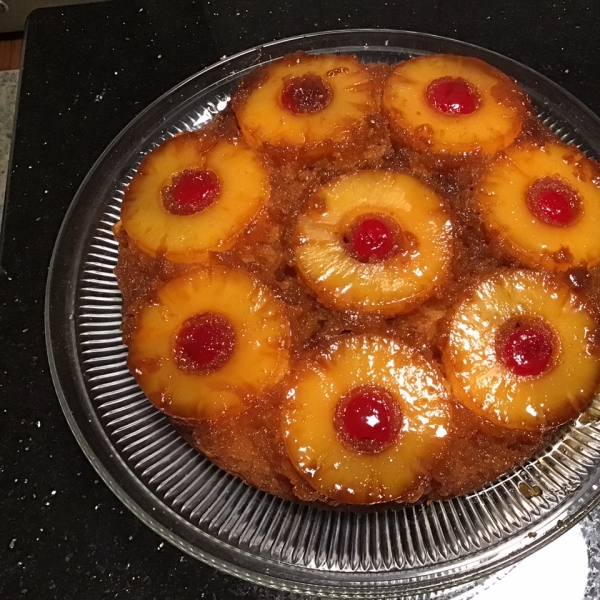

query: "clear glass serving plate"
xmin=45 ymin=29 xmax=600 ymax=597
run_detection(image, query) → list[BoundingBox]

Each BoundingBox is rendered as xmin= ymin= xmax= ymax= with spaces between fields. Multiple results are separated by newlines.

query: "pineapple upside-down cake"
xmin=114 ymin=52 xmax=600 ymax=505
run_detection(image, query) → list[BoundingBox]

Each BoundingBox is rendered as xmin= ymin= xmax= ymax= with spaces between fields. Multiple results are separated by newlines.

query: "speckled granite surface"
xmin=3 ymin=2 xmax=600 ymax=598
xmin=0 ymin=70 xmax=19 ymax=213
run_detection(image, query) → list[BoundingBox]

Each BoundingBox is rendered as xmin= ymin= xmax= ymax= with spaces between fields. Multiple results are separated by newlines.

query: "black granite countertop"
xmin=2 ymin=1 xmax=600 ymax=598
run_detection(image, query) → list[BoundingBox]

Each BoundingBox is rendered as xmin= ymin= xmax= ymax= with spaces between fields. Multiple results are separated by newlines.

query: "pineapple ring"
xmin=127 ymin=265 xmax=290 ymax=420
xmin=383 ymin=54 xmax=525 ymax=155
xmin=121 ymin=132 xmax=269 ymax=264
xmin=477 ymin=141 xmax=600 ymax=271
xmin=283 ymin=335 xmax=452 ymax=504
xmin=294 ymin=170 xmax=453 ymax=315
xmin=232 ymin=53 xmax=379 ymax=152
xmin=443 ymin=269 xmax=600 ymax=432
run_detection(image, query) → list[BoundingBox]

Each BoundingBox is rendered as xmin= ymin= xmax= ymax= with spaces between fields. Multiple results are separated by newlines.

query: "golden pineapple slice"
xmin=383 ymin=54 xmax=526 ymax=155
xmin=127 ymin=265 xmax=290 ymax=420
xmin=232 ymin=53 xmax=380 ymax=156
xmin=293 ymin=170 xmax=453 ymax=315
xmin=282 ymin=334 xmax=452 ymax=504
xmin=477 ymin=141 xmax=600 ymax=271
xmin=443 ymin=269 xmax=600 ymax=432
xmin=120 ymin=132 xmax=269 ymax=264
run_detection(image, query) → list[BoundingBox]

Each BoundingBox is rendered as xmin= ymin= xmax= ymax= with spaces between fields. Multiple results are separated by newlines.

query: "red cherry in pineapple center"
xmin=426 ymin=77 xmax=481 ymax=115
xmin=174 ymin=313 xmax=235 ymax=374
xmin=335 ymin=386 xmax=402 ymax=453
xmin=526 ymin=176 xmax=580 ymax=227
xmin=498 ymin=318 xmax=556 ymax=377
xmin=347 ymin=214 xmax=401 ymax=263
xmin=163 ymin=169 xmax=221 ymax=216
xmin=281 ymin=74 xmax=333 ymax=114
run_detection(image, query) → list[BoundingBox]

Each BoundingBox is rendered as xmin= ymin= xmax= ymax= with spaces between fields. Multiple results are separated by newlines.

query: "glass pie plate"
xmin=45 ymin=29 xmax=600 ymax=597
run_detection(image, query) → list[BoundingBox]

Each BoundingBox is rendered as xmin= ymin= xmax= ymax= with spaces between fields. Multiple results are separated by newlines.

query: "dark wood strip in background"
xmin=0 ymin=39 xmax=23 ymax=70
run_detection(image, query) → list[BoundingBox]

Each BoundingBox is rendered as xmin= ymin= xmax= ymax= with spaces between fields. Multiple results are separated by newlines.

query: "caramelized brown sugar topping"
xmin=114 ymin=52 xmax=600 ymax=505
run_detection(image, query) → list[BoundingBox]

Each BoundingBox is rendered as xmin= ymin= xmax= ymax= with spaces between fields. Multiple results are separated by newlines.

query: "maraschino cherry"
xmin=498 ymin=320 xmax=555 ymax=377
xmin=174 ymin=313 xmax=235 ymax=374
xmin=281 ymin=74 xmax=333 ymax=114
xmin=347 ymin=214 xmax=401 ymax=263
xmin=335 ymin=386 xmax=401 ymax=453
xmin=526 ymin=177 xmax=580 ymax=227
xmin=426 ymin=77 xmax=480 ymax=115
xmin=163 ymin=170 xmax=220 ymax=216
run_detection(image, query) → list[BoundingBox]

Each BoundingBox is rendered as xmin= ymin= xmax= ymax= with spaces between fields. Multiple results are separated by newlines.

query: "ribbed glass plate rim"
xmin=45 ymin=29 xmax=600 ymax=597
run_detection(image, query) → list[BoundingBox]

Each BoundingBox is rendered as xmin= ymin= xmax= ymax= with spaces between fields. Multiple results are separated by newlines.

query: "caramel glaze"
xmin=114 ymin=59 xmax=600 ymax=505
